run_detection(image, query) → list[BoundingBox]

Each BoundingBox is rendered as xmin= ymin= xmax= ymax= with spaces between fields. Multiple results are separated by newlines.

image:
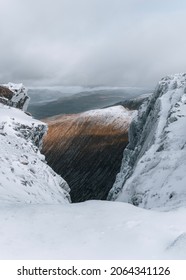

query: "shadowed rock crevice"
xmin=42 ymin=106 xmax=135 ymax=202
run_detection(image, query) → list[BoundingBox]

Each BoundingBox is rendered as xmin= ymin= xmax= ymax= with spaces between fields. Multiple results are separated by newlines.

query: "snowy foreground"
xmin=0 ymin=201 xmax=186 ymax=259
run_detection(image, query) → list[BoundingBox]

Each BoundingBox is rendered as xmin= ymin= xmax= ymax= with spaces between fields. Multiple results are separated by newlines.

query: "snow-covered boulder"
xmin=108 ymin=73 xmax=186 ymax=210
xmin=0 ymin=83 xmax=70 ymax=204
xmin=0 ymin=83 xmax=29 ymax=111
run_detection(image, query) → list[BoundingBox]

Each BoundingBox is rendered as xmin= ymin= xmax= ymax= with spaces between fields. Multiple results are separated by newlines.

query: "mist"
xmin=0 ymin=0 xmax=186 ymax=87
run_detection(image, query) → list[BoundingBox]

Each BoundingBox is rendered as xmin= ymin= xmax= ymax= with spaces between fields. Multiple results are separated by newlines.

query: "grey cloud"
xmin=0 ymin=0 xmax=186 ymax=87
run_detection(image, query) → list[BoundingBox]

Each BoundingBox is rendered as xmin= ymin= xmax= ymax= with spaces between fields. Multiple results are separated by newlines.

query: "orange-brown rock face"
xmin=42 ymin=106 xmax=136 ymax=202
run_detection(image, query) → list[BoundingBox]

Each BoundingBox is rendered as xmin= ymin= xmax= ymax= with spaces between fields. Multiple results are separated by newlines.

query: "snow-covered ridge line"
xmin=0 ymin=83 xmax=70 ymax=204
xmin=108 ymin=73 xmax=186 ymax=210
xmin=47 ymin=105 xmax=136 ymax=125
xmin=72 ymin=105 xmax=137 ymax=130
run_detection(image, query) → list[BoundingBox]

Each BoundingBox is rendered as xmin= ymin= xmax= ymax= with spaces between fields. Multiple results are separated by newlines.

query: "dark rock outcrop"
xmin=0 ymin=83 xmax=29 ymax=111
xmin=0 ymin=86 xmax=13 ymax=105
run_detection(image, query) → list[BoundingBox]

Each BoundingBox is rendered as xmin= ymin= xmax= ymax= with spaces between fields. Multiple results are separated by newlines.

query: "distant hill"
xmin=28 ymin=87 xmax=151 ymax=119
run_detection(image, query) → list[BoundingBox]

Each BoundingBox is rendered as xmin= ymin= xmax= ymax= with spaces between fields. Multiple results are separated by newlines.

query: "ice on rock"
xmin=108 ymin=73 xmax=186 ymax=210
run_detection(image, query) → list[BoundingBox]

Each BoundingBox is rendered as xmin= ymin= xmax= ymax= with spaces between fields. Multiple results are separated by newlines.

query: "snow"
xmin=81 ymin=105 xmax=137 ymax=130
xmin=109 ymin=74 xmax=186 ymax=210
xmin=0 ymin=103 xmax=70 ymax=204
xmin=0 ymin=201 xmax=186 ymax=259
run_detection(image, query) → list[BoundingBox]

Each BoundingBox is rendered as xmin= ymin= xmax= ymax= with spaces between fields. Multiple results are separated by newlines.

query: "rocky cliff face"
xmin=0 ymin=83 xmax=30 ymax=111
xmin=0 ymin=83 xmax=70 ymax=204
xmin=42 ymin=106 xmax=136 ymax=202
xmin=108 ymin=74 xmax=186 ymax=210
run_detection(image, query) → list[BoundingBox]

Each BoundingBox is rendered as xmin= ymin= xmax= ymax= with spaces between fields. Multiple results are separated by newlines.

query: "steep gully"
xmin=42 ymin=96 xmax=148 ymax=203
xmin=0 ymin=83 xmax=149 ymax=203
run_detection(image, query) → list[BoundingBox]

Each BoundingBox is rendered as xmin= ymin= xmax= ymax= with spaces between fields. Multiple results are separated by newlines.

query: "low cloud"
xmin=0 ymin=0 xmax=186 ymax=87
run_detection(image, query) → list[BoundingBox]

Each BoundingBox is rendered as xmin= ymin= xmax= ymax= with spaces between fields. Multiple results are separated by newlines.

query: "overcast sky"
xmin=0 ymin=0 xmax=186 ymax=87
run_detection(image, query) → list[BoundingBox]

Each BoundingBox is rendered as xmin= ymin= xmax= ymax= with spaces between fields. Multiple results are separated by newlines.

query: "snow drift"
xmin=0 ymin=83 xmax=70 ymax=204
xmin=108 ymin=73 xmax=186 ymax=210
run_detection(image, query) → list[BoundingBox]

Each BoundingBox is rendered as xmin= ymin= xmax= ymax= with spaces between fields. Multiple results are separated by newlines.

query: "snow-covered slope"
xmin=1 ymin=201 xmax=186 ymax=259
xmin=0 ymin=85 xmax=70 ymax=204
xmin=80 ymin=105 xmax=136 ymax=129
xmin=108 ymin=74 xmax=186 ymax=210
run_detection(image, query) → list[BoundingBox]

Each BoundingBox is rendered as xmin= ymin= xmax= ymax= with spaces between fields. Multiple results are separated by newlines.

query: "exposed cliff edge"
xmin=42 ymin=106 xmax=136 ymax=202
xmin=0 ymin=83 xmax=30 ymax=111
xmin=108 ymin=74 xmax=186 ymax=210
xmin=0 ymin=83 xmax=70 ymax=204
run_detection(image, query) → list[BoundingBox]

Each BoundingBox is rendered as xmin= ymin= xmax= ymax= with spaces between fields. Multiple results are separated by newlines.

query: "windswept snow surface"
xmin=0 ymin=104 xmax=70 ymax=204
xmin=109 ymin=74 xmax=186 ymax=210
xmin=0 ymin=201 xmax=186 ymax=259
